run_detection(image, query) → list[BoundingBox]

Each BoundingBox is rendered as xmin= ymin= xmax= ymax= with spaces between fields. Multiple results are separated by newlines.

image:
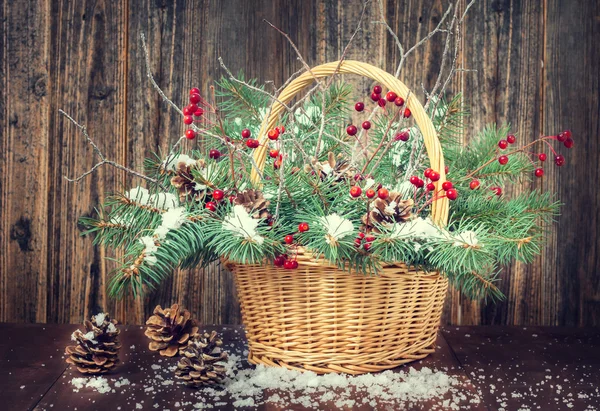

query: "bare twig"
xmin=60 ymin=110 xmax=166 ymax=189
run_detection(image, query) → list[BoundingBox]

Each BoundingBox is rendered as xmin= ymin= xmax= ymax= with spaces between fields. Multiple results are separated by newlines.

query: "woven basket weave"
xmin=226 ymin=61 xmax=450 ymax=375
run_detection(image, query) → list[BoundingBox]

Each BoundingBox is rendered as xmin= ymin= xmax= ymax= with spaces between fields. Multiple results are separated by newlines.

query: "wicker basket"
xmin=226 ymin=61 xmax=450 ymax=375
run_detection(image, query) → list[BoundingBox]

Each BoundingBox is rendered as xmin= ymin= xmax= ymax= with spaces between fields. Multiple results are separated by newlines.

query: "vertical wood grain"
xmin=0 ymin=0 xmax=52 ymax=322
xmin=0 ymin=0 xmax=598 ymax=326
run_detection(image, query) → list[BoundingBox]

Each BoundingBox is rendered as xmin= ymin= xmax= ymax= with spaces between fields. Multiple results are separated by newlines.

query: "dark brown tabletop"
xmin=1 ymin=324 xmax=598 ymax=410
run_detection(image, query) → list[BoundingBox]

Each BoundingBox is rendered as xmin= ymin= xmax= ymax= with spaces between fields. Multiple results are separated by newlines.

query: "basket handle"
xmin=251 ymin=60 xmax=449 ymax=226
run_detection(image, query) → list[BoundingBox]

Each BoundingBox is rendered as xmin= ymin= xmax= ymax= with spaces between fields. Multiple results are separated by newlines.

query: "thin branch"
xmin=59 ymin=110 xmax=167 ymax=189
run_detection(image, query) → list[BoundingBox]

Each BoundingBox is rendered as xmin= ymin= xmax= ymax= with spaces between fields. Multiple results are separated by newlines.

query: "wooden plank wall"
xmin=1 ymin=0 xmax=598 ymax=326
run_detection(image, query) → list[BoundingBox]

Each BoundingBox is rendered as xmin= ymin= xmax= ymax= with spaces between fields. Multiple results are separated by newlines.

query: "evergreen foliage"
xmin=81 ymin=76 xmax=564 ymax=302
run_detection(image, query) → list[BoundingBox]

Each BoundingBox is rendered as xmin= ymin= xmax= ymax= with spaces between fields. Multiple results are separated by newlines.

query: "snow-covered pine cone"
xmin=362 ymin=193 xmax=414 ymax=231
xmin=234 ymin=189 xmax=271 ymax=221
xmin=65 ymin=313 xmax=121 ymax=375
xmin=305 ymin=152 xmax=355 ymax=182
xmin=175 ymin=330 xmax=228 ymax=387
xmin=170 ymin=159 xmax=207 ymax=202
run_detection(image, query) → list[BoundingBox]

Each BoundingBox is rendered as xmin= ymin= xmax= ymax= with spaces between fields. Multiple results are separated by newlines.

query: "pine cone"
xmin=234 ymin=189 xmax=271 ymax=220
xmin=175 ymin=331 xmax=228 ymax=387
xmin=65 ymin=313 xmax=121 ymax=375
xmin=305 ymin=152 xmax=354 ymax=182
xmin=170 ymin=159 xmax=207 ymax=202
xmin=362 ymin=192 xmax=414 ymax=231
xmin=145 ymin=304 xmax=199 ymax=357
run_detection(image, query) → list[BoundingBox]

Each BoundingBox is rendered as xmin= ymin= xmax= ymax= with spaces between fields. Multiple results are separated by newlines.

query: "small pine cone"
xmin=305 ymin=152 xmax=354 ymax=182
xmin=175 ymin=331 xmax=228 ymax=387
xmin=145 ymin=304 xmax=199 ymax=357
xmin=362 ymin=193 xmax=414 ymax=231
xmin=170 ymin=159 xmax=207 ymax=202
xmin=234 ymin=189 xmax=271 ymax=220
xmin=65 ymin=313 xmax=121 ymax=375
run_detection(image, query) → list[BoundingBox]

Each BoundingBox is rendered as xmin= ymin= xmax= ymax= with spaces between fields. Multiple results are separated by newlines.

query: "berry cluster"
xmin=182 ymin=88 xmax=207 ymax=140
xmin=346 ymin=85 xmax=412 ymax=141
xmin=410 ymin=168 xmax=458 ymax=201
xmin=354 ymin=232 xmax=375 ymax=251
xmin=277 ymin=222 xmax=310 ymax=269
xmin=493 ymin=130 xmax=573 ymax=178
xmin=349 ymin=185 xmax=390 ymax=200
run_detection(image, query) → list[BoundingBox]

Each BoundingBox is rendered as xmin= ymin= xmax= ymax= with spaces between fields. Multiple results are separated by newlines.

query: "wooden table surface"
xmin=1 ymin=324 xmax=598 ymax=410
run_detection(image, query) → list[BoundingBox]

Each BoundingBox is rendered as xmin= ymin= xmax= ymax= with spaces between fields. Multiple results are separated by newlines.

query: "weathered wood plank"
xmin=541 ymin=0 xmax=600 ymax=326
xmin=46 ymin=0 xmax=127 ymax=324
xmin=0 ymin=0 xmax=52 ymax=323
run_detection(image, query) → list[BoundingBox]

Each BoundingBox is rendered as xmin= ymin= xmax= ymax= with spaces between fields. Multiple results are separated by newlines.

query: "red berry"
xmin=189 ymin=93 xmax=201 ymax=104
xmin=403 ymin=108 xmax=412 ymax=118
xmin=538 ymin=153 xmax=547 ymax=162
xmin=212 ymin=190 xmax=224 ymax=201
xmin=284 ymin=235 xmax=294 ymax=245
xmin=506 ymin=134 xmax=516 ymax=144
xmin=185 ymin=129 xmax=196 ymax=140
xmin=469 ymin=179 xmax=480 ymax=190
xmin=354 ymin=174 xmax=364 ymax=181
xmin=277 ymin=125 xmax=286 ymax=134
xmin=498 ymin=155 xmax=509 ymax=165
xmin=564 ymin=138 xmax=574 ymax=148
xmin=246 ymin=139 xmax=259 ymax=148
xmin=274 ymin=158 xmax=282 ymax=169
xmin=557 ymin=132 xmax=567 ymax=142
xmin=373 ymin=85 xmax=382 ymax=94
xmin=298 ymin=222 xmax=309 ymax=232
xmin=290 ymin=260 xmax=299 ymax=269
xmin=283 ymin=260 xmax=295 ymax=270
xmin=189 ymin=87 xmax=200 ymax=96
xmin=491 ymin=186 xmax=502 ymax=196
xmin=366 ymin=188 xmax=376 ymax=199
xmin=385 ymin=91 xmax=397 ymax=102
xmin=205 ymin=201 xmax=217 ymax=212
xmin=410 ymin=176 xmax=420 ymax=185
xmin=445 ymin=165 xmax=449 ymax=174
xmin=183 ymin=106 xmax=193 ymax=116
xmin=554 ymin=154 xmax=565 ymax=166
xmin=363 ymin=243 xmax=372 ymax=251
xmin=563 ymin=130 xmax=572 ymax=139
xmin=395 ymin=130 xmax=409 ymax=142
xmin=442 ymin=181 xmax=453 ymax=191
xmin=534 ymin=168 xmax=544 ymax=178
xmin=361 ymin=121 xmax=371 ymax=130
xmin=183 ymin=115 xmax=193 ymax=125
xmin=365 ymin=235 xmax=376 ymax=243
xmin=268 ymin=129 xmax=279 ymax=140
xmin=269 ymin=149 xmax=279 ymax=158
xmin=426 ymin=183 xmax=436 ymax=191
xmin=241 ymin=128 xmax=251 ymax=138
xmin=228 ymin=195 xmax=236 ymax=204
xmin=378 ymin=98 xmax=387 ymax=108
xmin=429 ymin=171 xmax=440 ymax=182
xmin=346 ymin=125 xmax=358 ymax=136
xmin=355 ymin=102 xmax=365 ymax=112
xmin=187 ymin=103 xmax=198 ymax=113
xmin=370 ymin=92 xmax=381 ymax=102
xmin=354 ymin=238 xmax=363 ymax=247
xmin=209 ymin=149 xmax=221 ymax=159
xmin=274 ymin=255 xmax=286 ymax=267
xmin=194 ymin=108 xmax=204 ymax=117
xmin=416 ymin=179 xmax=425 ymax=188
xmin=394 ymin=96 xmax=405 ymax=107
xmin=358 ymin=232 xmax=366 ymax=239
xmin=350 ymin=186 xmax=362 ymax=198
xmin=446 ymin=189 xmax=458 ymax=201
xmin=377 ymin=188 xmax=389 ymax=200
xmin=424 ymin=168 xmax=433 ymax=178
xmin=498 ymin=140 xmax=508 ymax=149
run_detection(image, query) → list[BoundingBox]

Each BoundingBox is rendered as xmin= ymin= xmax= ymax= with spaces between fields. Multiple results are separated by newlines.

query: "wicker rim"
xmin=251 ymin=60 xmax=449 ymax=226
